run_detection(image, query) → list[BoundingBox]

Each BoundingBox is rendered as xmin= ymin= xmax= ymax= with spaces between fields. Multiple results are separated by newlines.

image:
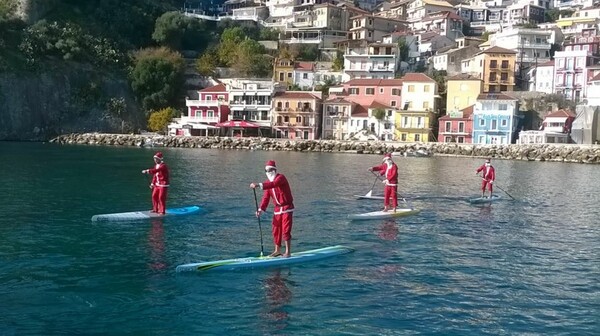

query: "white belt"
xmin=274 ymin=208 xmax=294 ymax=215
xmin=155 ymin=184 xmax=170 ymax=187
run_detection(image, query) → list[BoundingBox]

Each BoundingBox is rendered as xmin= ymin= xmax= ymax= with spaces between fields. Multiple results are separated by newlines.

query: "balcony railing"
xmin=440 ymin=128 xmax=468 ymax=134
xmin=186 ymin=99 xmax=221 ymax=107
xmin=274 ymin=122 xmax=316 ymax=128
xmin=182 ymin=116 xmax=220 ymax=123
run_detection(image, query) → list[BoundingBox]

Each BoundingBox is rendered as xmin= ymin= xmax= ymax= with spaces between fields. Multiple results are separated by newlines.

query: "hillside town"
xmin=170 ymin=0 xmax=600 ymax=145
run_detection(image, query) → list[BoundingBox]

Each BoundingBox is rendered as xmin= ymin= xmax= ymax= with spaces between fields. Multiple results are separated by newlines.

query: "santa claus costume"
xmin=476 ymin=158 xmax=495 ymax=198
xmin=253 ymin=160 xmax=295 ymax=257
xmin=142 ymin=152 xmax=170 ymax=215
xmin=370 ymin=153 xmax=399 ymax=212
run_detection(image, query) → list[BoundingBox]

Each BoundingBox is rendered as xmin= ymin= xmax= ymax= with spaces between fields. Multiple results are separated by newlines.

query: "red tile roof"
xmin=589 ymin=72 xmax=600 ymax=82
xmin=439 ymin=105 xmax=474 ymax=119
xmin=199 ymin=83 xmax=226 ymax=93
xmin=294 ymin=62 xmax=315 ymax=71
xmin=447 ymin=74 xmax=481 ymax=81
xmin=274 ymin=91 xmax=321 ymax=100
xmin=545 ymin=109 xmax=576 ymax=118
xmin=325 ymin=97 xmax=354 ymax=104
xmin=352 ymin=104 xmax=369 ymax=117
xmin=423 ymin=10 xmax=462 ymax=21
xmin=538 ymin=60 xmax=554 ymax=67
xmin=400 ymin=72 xmax=436 ymax=82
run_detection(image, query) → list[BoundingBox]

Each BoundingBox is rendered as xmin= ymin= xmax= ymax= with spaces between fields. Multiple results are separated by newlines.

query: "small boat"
xmin=175 ymin=245 xmax=354 ymax=273
xmin=468 ymin=195 xmax=501 ymax=204
xmin=91 ymin=205 xmax=202 ymax=222
xmin=348 ymin=208 xmax=420 ymax=221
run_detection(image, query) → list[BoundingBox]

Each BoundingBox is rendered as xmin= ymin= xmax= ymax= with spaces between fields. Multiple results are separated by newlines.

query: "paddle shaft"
xmin=478 ymin=175 xmax=515 ymax=200
xmin=252 ymin=188 xmax=265 ymax=257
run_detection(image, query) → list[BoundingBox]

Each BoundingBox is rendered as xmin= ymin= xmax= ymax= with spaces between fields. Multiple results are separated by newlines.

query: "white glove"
xmin=490 ymin=181 xmax=494 ymax=184
xmin=382 ymin=179 xmax=388 ymax=184
xmin=142 ymin=170 xmax=147 ymax=174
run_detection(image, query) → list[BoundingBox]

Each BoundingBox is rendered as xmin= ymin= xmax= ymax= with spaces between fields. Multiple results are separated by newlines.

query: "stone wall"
xmin=50 ymin=133 xmax=600 ymax=164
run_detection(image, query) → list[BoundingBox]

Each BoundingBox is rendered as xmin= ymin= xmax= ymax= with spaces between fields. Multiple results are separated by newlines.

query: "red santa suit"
xmin=146 ymin=153 xmax=170 ymax=214
xmin=372 ymin=154 xmax=399 ymax=208
xmin=476 ymin=163 xmax=495 ymax=193
xmin=259 ymin=163 xmax=294 ymax=247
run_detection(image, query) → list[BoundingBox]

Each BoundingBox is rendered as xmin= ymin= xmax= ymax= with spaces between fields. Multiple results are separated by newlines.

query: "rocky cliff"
xmin=0 ymin=64 xmax=142 ymax=141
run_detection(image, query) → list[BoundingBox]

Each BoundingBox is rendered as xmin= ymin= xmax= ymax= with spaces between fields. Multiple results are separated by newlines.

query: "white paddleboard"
xmin=469 ymin=195 xmax=501 ymax=204
xmin=348 ymin=208 xmax=420 ymax=221
xmin=91 ymin=205 xmax=202 ymax=222
xmin=176 ymin=245 xmax=354 ymax=273
xmin=354 ymin=194 xmax=385 ymax=200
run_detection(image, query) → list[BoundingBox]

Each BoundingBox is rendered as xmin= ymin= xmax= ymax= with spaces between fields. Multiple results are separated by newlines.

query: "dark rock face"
xmin=50 ymin=133 xmax=600 ymax=164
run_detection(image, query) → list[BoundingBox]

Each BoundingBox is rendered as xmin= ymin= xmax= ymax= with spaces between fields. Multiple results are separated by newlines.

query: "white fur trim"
xmin=265 ymin=165 xmax=276 ymax=170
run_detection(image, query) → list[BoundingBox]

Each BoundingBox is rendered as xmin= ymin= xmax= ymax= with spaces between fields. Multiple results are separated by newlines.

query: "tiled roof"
xmin=295 ymin=61 xmax=315 ymax=71
xmin=352 ymin=104 xmax=369 ymax=117
xmin=477 ymin=93 xmax=517 ymax=100
xmin=199 ymin=83 xmax=227 ymax=93
xmin=481 ymin=46 xmax=517 ymax=54
xmin=325 ymin=97 xmax=354 ymax=105
xmin=439 ymin=104 xmax=474 ymax=119
xmin=423 ymin=0 xmax=454 ymax=7
xmin=274 ymin=91 xmax=321 ymax=100
xmin=545 ymin=109 xmax=576 ymax=118
xmin=538 ymin=60 xmax=554 ymax=67
xmin=589 ymin=72 xmax=600 ymax=82
xmin=401 ymin=72 xmax=436 ymax=82
xmin=447 ymin=74 xmax=481 ymax=81
xmin=369 ymin=101 xmax=395 ymax=109
xmin=344 ymin=78 xmax=403 ymax=86
xmin=423 ymin=10 xmax=462 ymax=21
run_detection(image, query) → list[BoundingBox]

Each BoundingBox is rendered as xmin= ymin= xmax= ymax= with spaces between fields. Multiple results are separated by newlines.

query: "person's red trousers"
xmin=152 ymin=186 xmax=168 ymax=214
xmin=272 ymin=212 xmax=293 ymax=246
xmin=384 ymin=185 xmax=398 ymax=208
xmin=481 ymin=180 xmax=493 ymax=193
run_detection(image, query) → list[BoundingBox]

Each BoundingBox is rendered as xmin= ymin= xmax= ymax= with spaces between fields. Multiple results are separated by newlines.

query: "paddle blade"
xmin=365 ymin=190 xmax=373 ymax=197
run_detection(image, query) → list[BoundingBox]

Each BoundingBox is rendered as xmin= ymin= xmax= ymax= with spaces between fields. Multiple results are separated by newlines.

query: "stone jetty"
xmin=50 ymin=133 xmax=600 ymax=164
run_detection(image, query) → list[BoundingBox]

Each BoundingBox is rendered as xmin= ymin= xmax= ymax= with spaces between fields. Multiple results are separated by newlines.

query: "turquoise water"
xmin=0 ymin=142 xmax=598 ymax=335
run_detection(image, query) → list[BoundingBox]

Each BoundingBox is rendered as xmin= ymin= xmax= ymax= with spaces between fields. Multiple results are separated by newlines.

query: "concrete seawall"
xmin=50 ymin=133 xmax=600 ymax=164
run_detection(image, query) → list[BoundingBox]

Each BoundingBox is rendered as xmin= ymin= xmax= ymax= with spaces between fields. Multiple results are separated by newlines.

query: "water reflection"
xmin=261 ymin=269 xmax=292 ymax=329
xmin=378 ymin=219 xmax=399 ymax=241
xmin=148 ymin=218 xmax=166 ymax=271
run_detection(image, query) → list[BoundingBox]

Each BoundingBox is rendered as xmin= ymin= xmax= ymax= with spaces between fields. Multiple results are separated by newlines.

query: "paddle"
xmin=252 ymin=188 xmax=266 ymax=258
xmin=369 ymin=170 xmax=414 ymax=209
xmin=365 ymin=174 xmax=379 ymax=197
xmin=478 ymin=174 xmax=515 ymax=200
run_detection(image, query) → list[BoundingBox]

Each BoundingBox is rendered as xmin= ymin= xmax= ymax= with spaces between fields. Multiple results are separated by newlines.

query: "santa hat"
xmin=485 ymin=158 xmax=491 ymax=163
xmin=265 ymin=160 xmax=277 ymax=170
xmin=382 ymin=153 xmax=392 ymax=161
xmin=154 ymin=152 xmax=164 ymax=160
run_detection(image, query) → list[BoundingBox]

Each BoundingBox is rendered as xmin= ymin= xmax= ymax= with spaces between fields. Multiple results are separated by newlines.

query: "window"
xmin=424 ymin=85 xmax=430 ymax=92
xmin=415 ymin=134 xmax=421 ymax=142
xmin=217 ymin=95 xmax=225 ymax=100
xmin=206 ymin=96 xmax=212 ymax=101
xmin=458 ymin=122 xmax=465 ymax=133
xmin=489 ymin=72 xmax=497 ymax=81
xmin=417 ymin=117 xmax=424 ymax=127
xmin=296 ymin=116 xmax=302 ymax=123
xmin=423 ymin=101 xmax=430 ymax=109
xmin=490 ymin=60 xmax=498 ymax=68
xmin=458 ymin=136 xmax=464 ymax=143
xmin=207 ymin=110 xmax=214 ymax=118
xmin=445 ymin=136 xmax=452 ymax=142
xmin=401 ymin=133 xmax=407 ymax=141
xmin=491 ymin=119 xmax=497 ymax=130
xmin=501 ymin=119 xmax=508 ymax=127
xmin=392 ymin=88 xmax=400 ymax=96
xmin=402 ymin=116 xmax=409 ymax=127
xmin=303 ymin=73 xmax=308 ymax=79
xmin=391 ymin=101 xmax=397 ymax=107
xmin=349 ymin=88 xmax=360 ymax=94
xmin=501 ymin=60 xmax=509 ymax=69
xmin=288 ymin=72 xmax=292 ymax=78
xmin=489 ymin=85 xmax=497 ymax=92
xmin=379 ymin=88 xmax=384 ymax=94
xmin=366 ymin=88 xmax=375 ymax=95
xmin=408 ymin=85 xmax=415 ymax=92
xmin=445 ymin=121 xmax=451 ymax=132
xmin=500 ymin=85 xmax=507 ymax=91
xmin=499 ymin=104 xmax=508 ymax=110
xmin=479 ymin=118 xmax=485 ymax=126
xmin=500 ymin=73 xmax=508 ymax=81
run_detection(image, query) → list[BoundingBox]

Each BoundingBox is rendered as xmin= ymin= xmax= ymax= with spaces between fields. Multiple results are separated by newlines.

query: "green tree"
xmin=218 ymin=27 xmax=245 ymax=66
xmin=233 ymin=39 xmax=271 ymax=77
xmin=545 ymin=9 xmax=560 ymax=22
xmin=148 ymin=107 xmax=177 ymax=133
xmin=259 ymin=27 xmax=280 ymax=41
xmin=196 ymin=47 xmax=219 ymax=77
xmin=130 ymin=47 xmax=185 ymax=112
xmin=372 ymin=108 xmax=387 ymax=136
xmin=397 ymin=37 xmax=409 ymax=63
xmin=0 ymin=0 xmax=17 ymax=22
xmin=332 ymin=50 xmax=344 ymax=71
xmin=152 ymin=11 xmax=209 ymax=51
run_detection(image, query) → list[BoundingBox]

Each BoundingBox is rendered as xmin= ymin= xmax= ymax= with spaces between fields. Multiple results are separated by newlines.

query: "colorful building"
xmin=271 ymin=91 xmax=322 ymax=140
xmin=170 ymin=83 xmax=229 ymax=136
xmin=461 ymin=46 xmax=517 ymax=93
xmin=517 ymin=109 xmax=575 ymax=144
xmin=273 ymin=58 xmax=295 ymax=87
xmin=438 ymin=105 xmax=474 ymax=144
xmin=446 ymin=74 xmax=483 ymax=114
xmin=472 ymin=93 xmax=519 ymax=145
xmin=322 ymin=97 xmax=356 ymax=140
xmin=395 ymin=73 xmax=438 ymax=142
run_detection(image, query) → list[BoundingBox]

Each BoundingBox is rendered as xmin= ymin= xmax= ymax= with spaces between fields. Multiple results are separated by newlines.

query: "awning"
xmin=215 ymin=120 xmax=260 ymax=128
xmin=168 ymin=122 xmax=218 ymax=130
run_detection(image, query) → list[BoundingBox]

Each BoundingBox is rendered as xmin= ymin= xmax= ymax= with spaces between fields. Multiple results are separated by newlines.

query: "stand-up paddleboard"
xmin=469 ymin=195 xmax=501 ymax=204
xmin=176 ymin=245 xmax=354 ymax=273
xmin=354 ymin=194 xmax=385 ymax=200
xmin=91 ymin=205 xmax=201 ymax=222
xmin=348 ymin=208 xmax=420 ymax=221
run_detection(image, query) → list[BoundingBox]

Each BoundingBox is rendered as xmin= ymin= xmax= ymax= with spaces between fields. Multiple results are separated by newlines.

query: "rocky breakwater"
xmin=50 ymin=133 xmax=600 ymax=164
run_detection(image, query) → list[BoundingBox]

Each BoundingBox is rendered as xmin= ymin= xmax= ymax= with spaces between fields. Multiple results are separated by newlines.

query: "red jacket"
xmin=260 ymin=174 xmax=294 ymax=215
xmin=476 ymin=164 xmax=495 ymax=182
xmin=372 ymin=162 xmax=398 ymax=186
xmin=148 ymin=163 xmax=170 ymax=187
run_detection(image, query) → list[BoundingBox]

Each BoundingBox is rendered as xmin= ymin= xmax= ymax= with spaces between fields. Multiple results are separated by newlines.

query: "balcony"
xmin=230 ymin=100 xmax=271 ymax=110
xmin=440 ymin=128 xmax=468 ymax=135
xmin=520 ymin=42 xmax=550 ymax=49
xmin=369 ymin=65 xmax=395 ymax=72
xmin=186 ymin=99 xmax=221 ymax=107
xmin=274 ymin=122 xmax=316 ymax=128
xmin=181 ymin=116 xmax=220 ymax=124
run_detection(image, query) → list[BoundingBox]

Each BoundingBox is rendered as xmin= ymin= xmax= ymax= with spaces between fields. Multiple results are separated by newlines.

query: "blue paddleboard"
xmin=91 ymin=205 xmax=201 ymax=222
xmin=176 ymin=245 xmax=354 ymax=273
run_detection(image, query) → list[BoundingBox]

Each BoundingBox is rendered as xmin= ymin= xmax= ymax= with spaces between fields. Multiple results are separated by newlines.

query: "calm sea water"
xmin=0 ymin=142 xmax=598 ymax=335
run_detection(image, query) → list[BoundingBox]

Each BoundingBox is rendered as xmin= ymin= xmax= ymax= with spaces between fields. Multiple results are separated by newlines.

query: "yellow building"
xmin=461 ymin=46 xmax=517 ymax=93
xmin=273 ymin=58 xmax=294 ymax=87
xmin=395 ymin=73 xmax=438 ymax=142
xmin=272 ymin=91 xmax=322 ymax=140
xmin=446 ymin=74 xmax=483 ymax=114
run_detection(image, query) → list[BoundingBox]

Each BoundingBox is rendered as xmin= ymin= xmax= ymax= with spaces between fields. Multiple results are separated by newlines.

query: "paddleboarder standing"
xmin=476 ymin=158 xmax=495 ymax=198
xmin=250 ymin=160 xmax=295 ymax=258
xmin=369 ymin=153 xmax=398 ymax=212
xmin=142 ymin=152 xmax=170 ymax=215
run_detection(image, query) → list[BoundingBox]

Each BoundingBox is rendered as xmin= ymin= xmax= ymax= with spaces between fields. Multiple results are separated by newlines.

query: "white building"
xmin=344 ymin=34 xmax=400 ymax=79
xmin=528 ymin=60 xmax=554 ymax=93
xmin=223 ymin=79 xmax=285 ymax=127
xmin=487 ymin=27 xmax=552 ymax=65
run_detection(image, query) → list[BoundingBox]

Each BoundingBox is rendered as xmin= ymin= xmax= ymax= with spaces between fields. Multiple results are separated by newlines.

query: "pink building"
xmin=170 ymin=83 xmax=230 ymax=136
xmin=553 ymin=35 xmax=600 ymax=102
xmin=332 ymin=78 xmax=403 ymax=108
xmin=437 ymin=105 xmax=474 ymax=143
